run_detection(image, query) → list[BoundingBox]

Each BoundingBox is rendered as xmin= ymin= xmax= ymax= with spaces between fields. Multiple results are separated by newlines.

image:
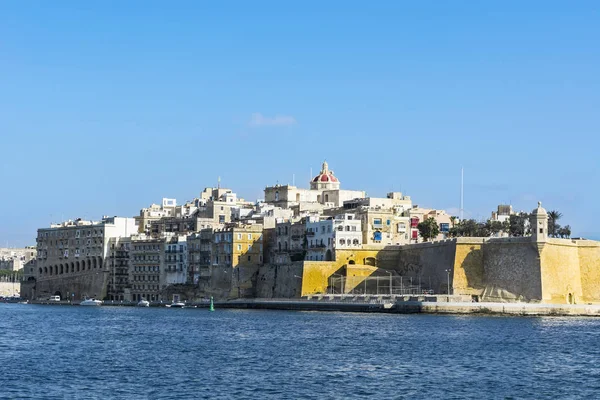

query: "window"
xmin=248 ymin=234 xmax=252 ymax=240
xmin=248 ymin=245 xmax=252 ymax=251
xmin=373 ymin=232 xmax=382 ymax=241
xmin=386 ymin=219 xmax=391 ymax=225
xmin=353 ymin=239 xmax=359 ymax=245
xmin=237 ymin=244 xmax=242 ymax=251
xmin=247 ymin=255 xmax=251 ymax=262
xmin=339 ymin=239 xmax=345 ymax=245
xmin=237 ymin=233 xmax=242 ymax=240
xmin=374 ymin=218 xmax=382 ymax=226
xmin=440 ymin=223 xmax=449 ymax=233
xmin=219 ymin=215 xmax=225 ymax=223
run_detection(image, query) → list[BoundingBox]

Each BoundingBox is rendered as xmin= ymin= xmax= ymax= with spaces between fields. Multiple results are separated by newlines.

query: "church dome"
xmin=311 ymin=161 xmax=339 ymax=184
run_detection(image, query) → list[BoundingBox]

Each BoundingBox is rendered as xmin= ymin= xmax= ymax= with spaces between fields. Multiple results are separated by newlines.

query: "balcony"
xmin=306 ymin=231 xmax=315 ymax=236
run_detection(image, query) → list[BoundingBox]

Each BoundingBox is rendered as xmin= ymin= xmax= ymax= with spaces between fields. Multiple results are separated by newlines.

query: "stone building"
xmin=164 ymin=236 xmax=188 ymax=285
xmin=107 ymin=237 xmax=130 ymax=301
xmin=272 ymin=219 xmax=306 ymax=264
xmin=264 ymin=162 xmax=365 ymax=210
xmin=304 ymin=214 xmax=362 ymax=262
xmin=129 ymin=234 xmax=165 ymax=302
xmin=187 ymin=230 xmax=213 ymax=284
xmin=0 ymin=247 xmax=37 ymax=272
xmin=34 ymin=216 xmax=137 ymax=300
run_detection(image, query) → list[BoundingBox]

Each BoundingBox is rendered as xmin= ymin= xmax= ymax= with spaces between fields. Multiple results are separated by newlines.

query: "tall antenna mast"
xmin=460 ymin=167 xmax=464 ymax=220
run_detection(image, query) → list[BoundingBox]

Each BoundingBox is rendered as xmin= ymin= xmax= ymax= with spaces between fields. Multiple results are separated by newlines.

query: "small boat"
xmin=170 ymin=302 xmax=185 ymax=308
xmin=80 ymin=298 xmax=102 ymax=306
xmin=137 ymin=299 xmax=150 ymax=307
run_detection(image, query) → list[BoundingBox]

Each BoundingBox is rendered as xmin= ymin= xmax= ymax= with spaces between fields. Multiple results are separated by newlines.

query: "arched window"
xmin=345 ymin=226 xmax=350 ymax=231
xmin=339 ymin=238 xmax=346 ymax=245
xmin=275 ymin=191 xmax=280 ymax=201
xmin=284 ymin=241 xmax=288 ymax=250
xmin=337 ymin=226 xmax=344 ymax=231
xmin=278 ymin=242 xmax=281 ymax=251
xmin=353 ymin=239 xmax=359 ymax=245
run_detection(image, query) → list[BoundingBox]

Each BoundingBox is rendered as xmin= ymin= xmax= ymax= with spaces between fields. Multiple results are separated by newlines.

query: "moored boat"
xmin=80 ymin=298 xmax=102 ymax=306
xmin=137 ymin=299 xmax=150 ymax=307
xmin=170 ymin=302 xmax=185 ymax=308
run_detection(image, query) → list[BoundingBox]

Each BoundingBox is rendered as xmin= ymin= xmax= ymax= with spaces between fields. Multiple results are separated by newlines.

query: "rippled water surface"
xmin=1 ymin=304 xmax=600 ymax=399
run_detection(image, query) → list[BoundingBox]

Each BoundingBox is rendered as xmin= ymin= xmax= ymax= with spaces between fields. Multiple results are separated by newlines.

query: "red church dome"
xmin=311 ymin=161 xmax=340 ymax=184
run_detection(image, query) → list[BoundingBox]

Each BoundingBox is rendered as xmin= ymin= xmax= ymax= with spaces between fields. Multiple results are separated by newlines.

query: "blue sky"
xmin=1 ymin=1 xmax=599 ymax=247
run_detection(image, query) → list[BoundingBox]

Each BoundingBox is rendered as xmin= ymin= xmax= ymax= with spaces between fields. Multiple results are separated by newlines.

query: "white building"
xmin=305 ymin=214 xmax=362 ymax=261
xmin=164 ymin=236 xmax=188 ymax=285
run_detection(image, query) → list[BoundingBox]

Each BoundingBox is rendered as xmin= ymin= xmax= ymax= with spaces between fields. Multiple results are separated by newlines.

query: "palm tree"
xmin=548 ymin=210 xmax=563 ymax=237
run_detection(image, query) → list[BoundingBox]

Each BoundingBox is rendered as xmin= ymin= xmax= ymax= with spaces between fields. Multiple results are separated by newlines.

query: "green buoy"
xmin=209 ymin=296 xmax=215 ymax=312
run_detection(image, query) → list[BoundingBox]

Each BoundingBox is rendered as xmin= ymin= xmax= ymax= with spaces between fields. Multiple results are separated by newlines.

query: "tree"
xmin=509 ymin=213 xmax=530 ymax=237
xmin=417 ymin=217 xmax=440 ymax=242
xmin=548 ymin=210 xmax=563 ymax=237
xmin=558 ymin=225 xmax=571 ymax=239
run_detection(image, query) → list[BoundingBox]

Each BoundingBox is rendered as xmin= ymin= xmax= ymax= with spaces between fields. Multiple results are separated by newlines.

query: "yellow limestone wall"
xmin=299 ymin=238 xmax=600 ymax=303
xmin=301 ymin=262 xmax=343 ymax=295
xmin=578 ymin=243 xmax=600 ymax=304
xmin=540 ymin=240 xmax=583 ymax=304
xmin=300 ymin=247 xmax=394 ymax=296
xmin=452 ymin=240 xmax=485 ymax=296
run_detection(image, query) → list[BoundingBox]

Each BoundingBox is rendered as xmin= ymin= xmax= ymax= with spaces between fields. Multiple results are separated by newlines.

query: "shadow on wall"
xmin=462 ymin=247 xmax=484 ymax=290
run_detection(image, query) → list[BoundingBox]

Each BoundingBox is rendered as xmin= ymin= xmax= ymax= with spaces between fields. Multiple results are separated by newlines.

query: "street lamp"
xmin=386 ymin=271 xmax=393 ymax=296
xmin=445 ymin=269 xmax=452 ymax=295
xmin=332 ymin=273 xmax=344 ymax=295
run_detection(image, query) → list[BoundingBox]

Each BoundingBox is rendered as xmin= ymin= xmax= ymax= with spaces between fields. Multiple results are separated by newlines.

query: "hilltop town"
xmin=9 ymin=161 xmax=600 ymax=306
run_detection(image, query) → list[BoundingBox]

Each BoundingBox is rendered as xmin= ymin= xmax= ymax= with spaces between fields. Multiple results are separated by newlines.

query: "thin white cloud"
xmin=249 ymin=113 xmax=297 ymax=127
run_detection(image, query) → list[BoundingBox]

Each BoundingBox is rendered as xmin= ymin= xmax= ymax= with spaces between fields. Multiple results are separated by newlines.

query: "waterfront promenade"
xmin=27 ymin=296 xmax=600 ymax=317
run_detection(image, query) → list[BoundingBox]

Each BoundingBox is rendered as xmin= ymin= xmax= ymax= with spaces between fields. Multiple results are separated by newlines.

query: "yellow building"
xmin=213 ymin=224 xmax=264 ymax=268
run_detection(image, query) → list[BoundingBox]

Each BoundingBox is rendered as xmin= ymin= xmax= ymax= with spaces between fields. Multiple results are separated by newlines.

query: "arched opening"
xmin=44 ymin=267 xmax=48 ymax=274
xmin=93 ymin=258 xmax=97 ymax=268
xmin=60 ymin=264 xmax=63 ymax=274
xmin=325 ymin=194 xmax=329 ymax=203
xmin=97 ymin=257 xmax=103 ymax=269
xmin=76 ymin=261 xmax=80 ymax=272
xmin=54 ymin=291 xmax=62 ymax=299
xmin=71 ymin=262 xmax=74 ymax=273
xmin=39 ymin=268 xmax=43 ymax=275
xmin=54 ymin=265 xmax=58 ymax=275
xmin=325 ymin=249 xmax=332 ymax=261
xmin=278 ymin=242 xmax=281 ymax=251
xmin=284 ymin=241 xmax=288 ymax=250
xmin=87 ymin=259 xmax=91 ymax=270
xmin=275 ymin=191 xmax=280 ymax=201
xmin=568 ymin=293 xmax=574 ymax=304
xmin=348 ymin=259 xmax=356 ymax=265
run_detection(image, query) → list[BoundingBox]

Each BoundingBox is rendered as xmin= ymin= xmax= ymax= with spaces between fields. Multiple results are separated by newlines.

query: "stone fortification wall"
xmin=34 ymin=271 xmax=108 ymax=300
xmin=255 ymin=262 xmax=304 ymax=298
xmin=479 ymin=238 xmax=542 ymax=302
xmin=395 ymin=240 xmax=457 ymax=294
xmin=0 ymin=281 xmax=21 ymax=297
xmin=540 ymin=239 xmax=582 ymax=304
xmin=578 ymin=242 xmax=600 ymax=304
